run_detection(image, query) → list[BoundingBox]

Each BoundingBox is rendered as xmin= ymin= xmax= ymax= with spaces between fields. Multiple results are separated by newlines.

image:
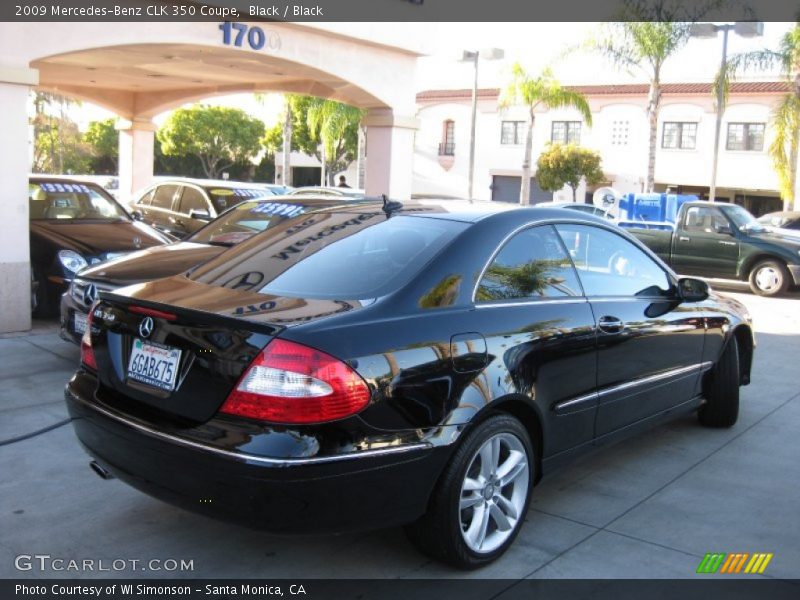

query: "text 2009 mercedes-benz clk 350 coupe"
xmin=65 ymin=201 xmax=753 ymax=569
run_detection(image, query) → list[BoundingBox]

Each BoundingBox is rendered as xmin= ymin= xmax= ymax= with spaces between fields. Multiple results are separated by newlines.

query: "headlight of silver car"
xmin=58 ymin=250 xmax=88 ymax=275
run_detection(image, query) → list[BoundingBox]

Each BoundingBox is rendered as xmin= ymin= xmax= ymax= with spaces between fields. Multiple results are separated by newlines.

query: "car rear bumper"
xmin=64 ymin=374 xmax=451 ymax=534
xmin=787 ymin=264 xmax=800 ymax=286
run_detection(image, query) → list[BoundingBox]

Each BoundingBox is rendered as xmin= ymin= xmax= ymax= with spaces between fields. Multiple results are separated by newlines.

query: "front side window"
xmin=501 ymin=121 xmax=526 ymax=145
xmin=178 ymin=187 xmax=210 ymax=215
xmin=726 ymin=123 xmax=764 ymax=151
xmin=552 ymin=121 xmax=582 ymax=144
xmin=662 ymin=122 xmax=697 ymax=149
xmin=555 ymin=224 xmax=671 ymax=298
xmin=683 ymin=207 xmax=730 ymax=234
xmin=476 ymin=225 xmax=582 ymax=302
xmin=28 ymin=182 xmax=128 ymax=221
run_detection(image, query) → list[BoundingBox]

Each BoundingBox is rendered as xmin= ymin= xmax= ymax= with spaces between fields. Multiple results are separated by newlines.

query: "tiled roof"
xmin=416 ymin=81 xmax=791 ymax=102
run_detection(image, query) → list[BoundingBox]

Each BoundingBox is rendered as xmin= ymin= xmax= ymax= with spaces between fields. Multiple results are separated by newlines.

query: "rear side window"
xmin=555 ymin=224 xmax=671 ymax=298
xmin=476 ymin=225 xmax=582 ymax=302
xmin=151 ymin=185 xmax=178 ymax=209
xmin=259 ymin=215 xmax=466 ymax=299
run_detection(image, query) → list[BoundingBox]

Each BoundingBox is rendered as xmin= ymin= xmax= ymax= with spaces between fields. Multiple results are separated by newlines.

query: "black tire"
xmin=404 ymin=414 xmax=534 ymax=569
xmin=748 ymin=259 xmax=789 ymax=297
xmin=699 ymin=338 xmax=740 ymax=428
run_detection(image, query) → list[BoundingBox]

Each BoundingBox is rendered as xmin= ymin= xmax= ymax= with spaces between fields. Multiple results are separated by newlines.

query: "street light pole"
xmin=461 ymin=48 xmax=504 ymax=201
xmin=467 ymin=50 xmax=479 ymax=201
xmin=690 ymin=21 xmax=763 ymax=202
xmin=709 ymin=25 xmax=731 ymax=203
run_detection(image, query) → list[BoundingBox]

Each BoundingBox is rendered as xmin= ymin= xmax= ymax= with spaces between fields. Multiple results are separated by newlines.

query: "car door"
xmin=554 ymin=223 xmax=706 ymax=439
xmin=130 ymin=187 xmax=155 ymax=221
xmin=670 ymin=205 xmax=740 ymax=278
xmin=173 ymin=185 xmax=215 ymax=238
xmin=474 ymin=224 xmax=599 ymax=457
xmin=146 ymin=184 xmax=181 ymax=236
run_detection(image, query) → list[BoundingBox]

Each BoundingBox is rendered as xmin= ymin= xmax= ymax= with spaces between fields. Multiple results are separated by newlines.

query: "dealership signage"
xmin=219 ymin=21 xmax=281 ymax=51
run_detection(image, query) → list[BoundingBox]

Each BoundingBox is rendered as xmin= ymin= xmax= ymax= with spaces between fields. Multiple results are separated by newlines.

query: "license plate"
xmin=127 ymin=338 xmax=182 ymax=391
xmin=73 ymin=312 xmax=88 ymax=335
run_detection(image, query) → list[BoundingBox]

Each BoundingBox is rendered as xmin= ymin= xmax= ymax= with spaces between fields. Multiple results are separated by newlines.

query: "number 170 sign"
xmin=219 ymin=22 xmax=282 ymax=52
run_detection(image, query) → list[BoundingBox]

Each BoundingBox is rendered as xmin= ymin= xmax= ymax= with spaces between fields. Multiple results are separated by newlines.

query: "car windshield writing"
xmin=190 ymin=201 xmax=307 ymax=246
xmin=29 ymin=182 xmax=128 ymax=221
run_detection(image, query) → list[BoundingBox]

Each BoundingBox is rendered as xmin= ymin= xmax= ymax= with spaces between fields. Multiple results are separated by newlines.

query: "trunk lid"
xmin=90 ymin=275 xmax=365 ymax=424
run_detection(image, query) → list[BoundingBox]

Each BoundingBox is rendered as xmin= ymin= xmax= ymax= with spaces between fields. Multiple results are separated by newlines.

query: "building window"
xmin=726 ymin=123 xmax=765 ymax=151
xmin=611 ymin=120 xmax=630 ymax=146
xmin=551 ymin=121 xmax=581 ymax=144
xmin=501 ymin=121 xmax=526 ymax=145
xmin=439 ymin=120 xmax=455 ymax=156
xmin=662 ymin=122 xmax=697 ymax=150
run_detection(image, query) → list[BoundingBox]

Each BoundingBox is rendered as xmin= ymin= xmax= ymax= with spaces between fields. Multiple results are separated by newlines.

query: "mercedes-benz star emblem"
xmin=138 ymin=316 xmax=154 ymax=339
xmin=82 ymin=283 xmax=98 ymax=307
xmin=132 ymin=236 xmax=142 ymax=248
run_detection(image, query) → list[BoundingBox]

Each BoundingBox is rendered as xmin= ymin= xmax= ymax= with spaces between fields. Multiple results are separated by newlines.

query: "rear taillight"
xmin=220 ymin=339 xmax=370 ymax=424
xmin=80 ymin=307 xmax=97 ymax=370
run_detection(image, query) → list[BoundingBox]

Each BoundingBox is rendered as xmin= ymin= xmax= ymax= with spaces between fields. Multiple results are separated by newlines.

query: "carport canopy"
xmin=0 ymin=21 xmax=421 ymax=332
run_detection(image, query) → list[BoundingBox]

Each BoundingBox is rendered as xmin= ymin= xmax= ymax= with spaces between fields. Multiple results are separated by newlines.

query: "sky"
xmin=64 ymin=21 xmax=794 ymax=130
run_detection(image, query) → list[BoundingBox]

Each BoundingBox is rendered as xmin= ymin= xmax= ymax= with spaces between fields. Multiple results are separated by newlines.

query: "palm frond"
xmin=768 ymin=93 xmax=800 ymax=203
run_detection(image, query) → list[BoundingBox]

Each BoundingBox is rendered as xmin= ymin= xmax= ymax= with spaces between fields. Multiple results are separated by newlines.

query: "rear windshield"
xmin=189 ymin=201 xmax=308 ymax=246
xmin=29 ymin=181 xmax=128 ymax=221
xmin=191 ymin=213 xmax=467 ymax=300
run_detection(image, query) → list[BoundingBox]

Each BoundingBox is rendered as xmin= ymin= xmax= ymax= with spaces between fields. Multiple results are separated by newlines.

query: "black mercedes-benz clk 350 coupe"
xmin=65 ymin=201 xmax=754 ymax=568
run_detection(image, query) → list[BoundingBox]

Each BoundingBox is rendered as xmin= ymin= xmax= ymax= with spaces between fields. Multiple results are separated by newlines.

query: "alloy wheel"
xmin=459 ymin=432 xmax=529 ymax=554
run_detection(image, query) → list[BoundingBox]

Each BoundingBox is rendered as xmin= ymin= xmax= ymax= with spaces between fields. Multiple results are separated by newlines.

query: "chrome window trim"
xmin=176 ymin=182 xmax=217 ymax=218
xmin=475 ymin=297 xmax=588 ymax=309
xmin=69 ymin=391 xmax=431 ymax=466
xmin=553 ymin=361 xmax=713 ymax=413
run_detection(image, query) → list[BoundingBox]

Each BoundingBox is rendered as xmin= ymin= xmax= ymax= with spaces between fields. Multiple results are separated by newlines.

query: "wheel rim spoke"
xmin=465 ymin=503 xmax=489 ymax=549
xmin=496 ymin=450 xmax=524 ymax=482
xmin=498 ymin=461 xmax=527 ymax=488
xmin=478 ymin=439 xmax=498 ymax=479
xmin=495 ymin=493 xmax=519 ymax=521
xmin=489 ymin=501 xmax=513 ymax=532
xmin=462 ymin=476 xmax=483 ymax=492
xmin=460 ymin=492 xmax=483 ymax=511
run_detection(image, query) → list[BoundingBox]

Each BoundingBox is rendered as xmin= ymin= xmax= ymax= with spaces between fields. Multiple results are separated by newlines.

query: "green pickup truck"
xmin=627 ymin=201 xmax=800 ymax=296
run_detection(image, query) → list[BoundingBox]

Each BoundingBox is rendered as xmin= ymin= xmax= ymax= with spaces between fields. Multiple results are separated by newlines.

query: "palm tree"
xmin=306 ymin=98 xmax=364 ymax=186
xmin=585 ymin=22 xmax=693 ymax=193
xmin=715 ymin=24 xmax=800 ymax=210
xmin=500 ymin=65 xmax=592 ymax=204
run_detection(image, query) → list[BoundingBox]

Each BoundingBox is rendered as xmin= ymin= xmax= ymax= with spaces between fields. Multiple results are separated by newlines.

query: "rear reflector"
xmin=128 ymin=305 xmax=177 ymax=321
xmin=220 ymin=339 xmax=370 ymax=424
xmin=80 ymin=307 xmax=97 ymax=370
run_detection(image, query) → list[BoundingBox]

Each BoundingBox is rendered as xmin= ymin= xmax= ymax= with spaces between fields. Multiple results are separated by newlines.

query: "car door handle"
xmin=598 ymin=316 xmax=625 ymax=334
xmin=718 ymin=240 xmax=737 ymax=246
xmin=679 ymin=236 xmax=691 ymax=242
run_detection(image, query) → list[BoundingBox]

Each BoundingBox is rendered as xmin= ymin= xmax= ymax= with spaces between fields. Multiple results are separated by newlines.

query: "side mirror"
xmin=130 ymin=211 xmax=143 ymax=221
xmin=678 ymin=277 xmax=709 ymax=303
xmin=189 ymin=209 xmax=212 ymax=221
xmin=714 ymin=223 xmax=733 ymax=235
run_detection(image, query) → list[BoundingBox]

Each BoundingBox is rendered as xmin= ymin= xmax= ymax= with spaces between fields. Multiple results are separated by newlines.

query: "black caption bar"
xmin=2 ymin=0 xmax=800 ymax=22
xmin=4 ymin=579 xmax=800 ymax=600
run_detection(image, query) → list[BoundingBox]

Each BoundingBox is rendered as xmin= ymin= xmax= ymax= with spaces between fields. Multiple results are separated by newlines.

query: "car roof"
xmin=760 ymin=210 xmax=800 ymax=218
xmin=29 ymin=174 xmax=106 ymax=185
xmin=150 ymin=177 xmax=274 ymax=189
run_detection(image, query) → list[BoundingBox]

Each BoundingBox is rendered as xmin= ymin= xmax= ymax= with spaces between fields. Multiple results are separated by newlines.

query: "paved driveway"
xmin=1 ymin=292 xmax=798 ymax=580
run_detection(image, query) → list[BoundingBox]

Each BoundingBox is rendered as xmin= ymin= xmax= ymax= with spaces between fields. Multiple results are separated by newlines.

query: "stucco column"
xmin=117 ymin=118 xmax=156 ymax=204
xmin=0 ymin=65 xmax=38 ymax=333
xmin=362 ymin=110 xmax=418 ymax=199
